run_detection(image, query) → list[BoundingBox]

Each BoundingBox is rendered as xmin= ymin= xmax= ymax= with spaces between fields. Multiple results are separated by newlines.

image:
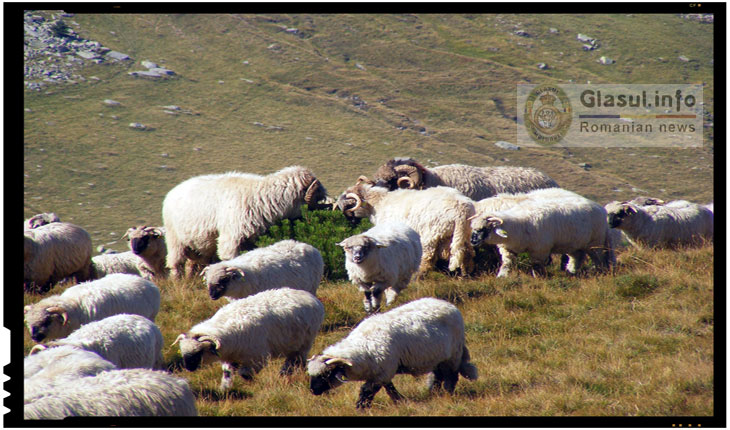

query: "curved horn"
xmin=486 ymin=216 xmax=504 ymax=226
xmin=171 ymin=333 xmax=186 ymax=347
xmin=345 ymin=192 xmax=362 ymax=213
xmin=304 ymin=178 xmax=322 ymax=204
xmin=29 ymin=344 xmax=48 ymax=355
xmin=324 ymin=357 xmax=354 ymax=367
xmin=198 ymin=335 xmax=222 ymax=351
xmin=46 ymin=306 xmax=68 ymax=326
xmin=467 ymin=214 xmax=480 ymax=221
xmin=396 ymin=176 xmax=413 ymax=189
xmin=394 ymin=164 xmax=420 ymax=189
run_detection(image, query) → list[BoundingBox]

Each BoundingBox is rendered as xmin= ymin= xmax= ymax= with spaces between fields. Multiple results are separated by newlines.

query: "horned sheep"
xmin=470 ymin=188 xmax=613 ymax=277
xmin=174 ymin=287 xmax=324 ymax=390
xmin=337 ymin=182 xmax=475 ymax=276
xmin=202 ymin=239 xmax=323 ymax=301
xmin=24 ymin=212 xmax=61 ymax=230
xmin=162 ymin=166 xmax=328 ymax=278
xmin=307 ymin=297 xmax=478 ymax=409
xmin=90 ymin=226 xmax=168 ymax=281
xmin=24 ymin=222 xmax=93 ymax=293
xmin=29 ymin=314 xmax=164 ymax=370
xmin=604 ymin=200 xmax=713 ymax=248
xmin=372 ymin=157 xmax=559 ymax=200
xmin=24 ymin=273 xmax=160 ymax=343
xmin=337 ymin=222 xmax=422 ymax=313
xmin=24 ymin=369 xmax=198 ymax=418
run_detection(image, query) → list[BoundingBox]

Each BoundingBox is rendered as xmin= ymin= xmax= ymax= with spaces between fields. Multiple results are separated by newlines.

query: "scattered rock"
xmin=103 ymin=99 xmax=121 ymax=107
xmin=355 ymin=63 xmax=366 ymax=71
xmin=141 ymin=60 xmax=159 ymax=69
xmin=578 ymin=162 xmax=592 ymax=170
xmin=76 ymin=51 xmax=100 ymax=60
xmin=577 ymin=33 xmax=597 ymax=44
xmin=494 ymin=141 xmax=520 ymax=151
xmin=549 ymin=28 xmax=559 ymax=34
xmin=537 ymin=63 xmax=549 ymax=70
xmin=678 ymin=55 xmax=690 ymax=62
xmin=514 ymin=29 xmax=531 ymax=37
xmin=106 ymin=51 xmax=131 ymax=61
xmin=598 ymin=56 xmax=615 ymax=65
xmin=582 ymin=44 xmax=596 ymax=51
xmin=129 ymin=122 xmax=147 ymax=130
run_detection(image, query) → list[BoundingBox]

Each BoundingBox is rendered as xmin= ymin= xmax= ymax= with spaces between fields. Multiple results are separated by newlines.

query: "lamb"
xmin=604 ymin=200 xmax=713 ymax=248
xmin=28 ymin=314 xmax=164 ymax=370
xmin=202 ymin=239 xmax=323 ymax=301
xmin=24 ymin=212 xmax=61 ymax=230
xmin=90 ymin=226 xmax=168 ymax=280
xmin=24 ymin=222 xmax=93 ymax=293
xmin=337 ymin=222 xmax=422 ymax=313
xmin=24 ymin=369 xmax=198 ymax=418
xmin=372 ymin=157 xmax=559 ymax=200
xmin=470 ymin=188 xmax=612 ymax=277
xmin=307 ymin=297 xmax=478 ymax=409
xmin=174 ymin=287 xmax=324 ymax=390
xmin=337 ymin=181 xmax=475 ymax=276
xmin=24 ymin=273 xmax=160 ymax=343
xmin=162 ymin=166 xmax=328 ymax=278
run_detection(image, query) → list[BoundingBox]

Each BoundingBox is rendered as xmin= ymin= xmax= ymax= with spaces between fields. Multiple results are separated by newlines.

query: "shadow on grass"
xmin=196 ymin=388 xmax=253 ymax=402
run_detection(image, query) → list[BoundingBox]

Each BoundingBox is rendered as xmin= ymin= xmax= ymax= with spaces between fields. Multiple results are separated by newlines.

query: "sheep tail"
xmin=459 ymin=346 xmax=478 ymax=380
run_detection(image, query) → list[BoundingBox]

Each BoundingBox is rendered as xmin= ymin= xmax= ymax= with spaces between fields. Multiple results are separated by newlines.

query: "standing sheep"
xmin=90 ymin=226 xmax=168 ymax=281
xmin=337 ymin=222 xmax=422 ymax=313
xmin=24 ymin=369 xmax=198 ymax=418
xmin=24 ymin=222 xmax=93 ymax=293
xmin=162 ymin=166 xmax=328 ymax=278
xmin=605 ymin=200 xmax=713 ymax=248
xmin=337 ymin=182 xmax=475 ymax=276
xmin=470 ymin=188 xmax=612 ymax=277
xmin=202 ymin=239 xmax=323 ymax=301
xmin=24 ymin=212 xmax=61 ymax=230
xmin=174 ymin=288 xmax=324 ymax=390
xmin=24 ymin=273 xmax=160 ymax=343
xmin=29 ymin=314 xmax=164 ymax=370
xmin=307 ymin=298 xmax=478 ymax=409
xmin=372 ymin=157 xmax=559 ymax=200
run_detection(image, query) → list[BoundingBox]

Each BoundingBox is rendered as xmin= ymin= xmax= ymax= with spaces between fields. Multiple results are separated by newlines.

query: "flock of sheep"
xmin=22 ymin=157 xmax=714 ymax=418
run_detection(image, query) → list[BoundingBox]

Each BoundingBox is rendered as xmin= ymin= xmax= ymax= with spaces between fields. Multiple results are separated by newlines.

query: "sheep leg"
xmin=280 ymin=352 xmax=305 ymax=376
xmin=370 ymin=282 xmax=388 ymax=312
xmin=384 ymin=286 xmax=400 ymax=307
xmin=496 ymin=246 xmax=515 ymax=278
xmin=220 ymin=362 xmax=237 ymax=390
xmin=430 ymin=362 xmax=459 ymax=394
xmin=427 ymin=372 xmax=443 ymax=392
xmin=383 ymin=382 xmax=403 ymax=403
xmin=417 ymin=243 xmax=438 ymax=277
xmin=355 ymin=381 xmax=382 ymax=409
xmin=167 ymin=250 xmax=187 ymax=279
xmin=565 ymin=251 xmax=586 ymax=275
xmin=530 ymin=260 xmax=548 ymax=278
xmin=361 ymin=291 xmax=374 ymax=314
xmin=587 ymin=248 xmax=608 ymax=272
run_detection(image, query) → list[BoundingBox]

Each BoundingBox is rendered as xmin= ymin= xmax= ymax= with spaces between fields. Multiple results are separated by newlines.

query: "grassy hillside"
xmin=21 ymin=12 xmax=715 ymax=419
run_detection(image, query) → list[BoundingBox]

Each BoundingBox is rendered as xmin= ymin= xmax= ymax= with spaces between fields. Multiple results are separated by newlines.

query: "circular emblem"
xmin=524 ymin=85 xmax=572 ymax=145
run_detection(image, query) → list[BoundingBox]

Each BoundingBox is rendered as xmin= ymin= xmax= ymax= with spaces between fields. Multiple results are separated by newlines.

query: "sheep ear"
xmin=336 ymin=241 xmax=346 ymax=248
xmin=171 ymin=333 xmax=186 ymax=346
xmin=622 ymin=204 xmax=638 ymax=214
xmin=372 ymin=239 xmax=386 ymax=248
xmin=334 ymin=368 xmax=349 ymax=383
xmin=495 ymin=228 xmax=509 ymax=238
xmin=467 ymin=214 xmax=480 ymax=221
xmin=24 ymin=305 xmax=31 ymax=314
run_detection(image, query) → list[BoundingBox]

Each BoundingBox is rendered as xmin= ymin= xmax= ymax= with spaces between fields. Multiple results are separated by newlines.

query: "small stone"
xmin=103 ymin=99 xmax=121 ymax=107
xmin=678 ymin=55 xmax=690 ymax=62
xmin=537 ymin=63 xmax=549 ymax=70
xmin=141 ymin=60 xmax=159 ymax=69
xmin=355 ymin=63 xmax=366 ymax=71
xmin=129 ymin=122 xmax=147 ymax=130
xmin=494 ymin=141 xmax=520 ymax=151
xmin=578 ymin=162 xmax=592 ymax=170
xmin=549 ymin=28 xmax=559 ymax=34
xmin=106 ymin=51 xmax=131 ymax=61
xmin=76 ymin=51 xmax=99 ymax=60
xmin=598 ymin=56 xmax=615 ymax=65
xmin=515 ymin=29 xmax=531 ymax=37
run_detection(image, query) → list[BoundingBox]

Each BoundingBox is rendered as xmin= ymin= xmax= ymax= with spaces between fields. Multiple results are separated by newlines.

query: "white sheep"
xmin=202 ymin=239 xmax=323 ymax=301
xmin=605 ymin=200 xmax=713 ymax=248
xmin=307 ymin=297 xmax=478 ymax=409
xmin=90 ymin=226 xmax=168 ymax=280
xmin=337 ymin=182 xmax=475 ymax=276
xmin=24 ymin=369 xmax=198 ymax=418
xmin=24 ymin=273 xmax=160 ymax=343
xmin=174 ymin=287 xmax=324 ymax=390
xmin=470 ymin=188 xmax=612 ymax=277
xmin=24 ymin=222 xmax=93 ymax=293
xmin=24 ymin=212 xmax=61 ymax=230
xmin=162 ymin=166 xmax=328 ymax=278
xmin=372 ymin=157 xmax=559 ymax=200
xmin=337 ymin=222 xmax=422 ymax=313
xmin=29 ymin=314 xmax=164 ymax=370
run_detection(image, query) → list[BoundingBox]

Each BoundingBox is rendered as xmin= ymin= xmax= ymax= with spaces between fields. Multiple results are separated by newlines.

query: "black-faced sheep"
xmin=24 ymin=273 xmax=160 ymax=343
xmin=337 ymin=182 xmax=475 ymax=276
xmin=372 ymin=157 xmax=559 ymax=200
xmin=202 ymin=239 xmax=323 ymax=301
xmin=24 ymin=222 xmax=93 ymax=293
xmin=174 ymin=287 xmax=324 ymax=390
xmin=307 ymin=297 xmax=478 ymax=409
xmin=338 ymin=222 xmax=422 ymax=313
xmin=605 ymin=200 xmax=713 ymax=248
xmin=162 ymin=166 xmax=328 ymax=278
xmin=90 ymin=226 xmax=168 ymax=281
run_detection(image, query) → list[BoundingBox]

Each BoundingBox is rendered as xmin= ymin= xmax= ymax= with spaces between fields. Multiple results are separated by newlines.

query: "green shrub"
xmin=255 ymin=208 xmax=373 ymax=280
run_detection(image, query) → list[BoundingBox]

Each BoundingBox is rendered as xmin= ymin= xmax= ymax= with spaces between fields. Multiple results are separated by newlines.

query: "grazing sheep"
xmin=24 ymin=222 xmax=93 ymax=293
xmin=24 ymin=273 xmax=160 ymax=343
xmin=162 ymin=166 xmax=328 ymax=278
xmin=174 ymin=287 xmax=324 ymax=390
xmin=605 ymin=200 xmax=713 ymax=248
xmin=202 ymin=239 xmax=323 ymax=301
xmin=90 ymin=226 xmax=168 ymax=281
xmin=307 ymin=297 xmax=478 ymax=409
xmin=29 ymin=314 xmax=164 ymax=370
xmin=372 ymin=157 xmax=559 ymax=200
xmin=24 ymin=369 xmax=198 ymax=418
xmin=337 ymin=222 xmax=422 ymax=313
xmin=470 ymin=188 xmax=612 ymax=277
xmin=24 ymin=212 xmax=61 ymax=230
xmin=337 ymin=182 xmax=475 ymax=276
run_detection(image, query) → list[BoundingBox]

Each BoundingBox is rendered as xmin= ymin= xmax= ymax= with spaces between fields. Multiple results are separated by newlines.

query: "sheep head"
xmin=202 ymin=265 xmax=244 ymax=300
xmin=469 ymin=215 xmax=505 ymax=246
xmin=174 ymin=333 xmax=222 ymax=371
xmin=125 ymin=225 xmax=165 ymax=256
xmin=605 ymin=201 xmax=640 ymax=228
xmin=337 ymin=235 xmax=385 ymax=264
xmin=373 ymin=158 xmax=427 ymax=190
xmin=630 ymin=196 xmax=666 ymax=206
xmin=304 ymin=177 xmax=329 ymax=210
xmin=24 ymin=305 xmax=69 ymax=343
xmin=336 ymin=183 xmax=375 ymax=222
xmin=307 ymin=355 xmax=354 ymax=395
